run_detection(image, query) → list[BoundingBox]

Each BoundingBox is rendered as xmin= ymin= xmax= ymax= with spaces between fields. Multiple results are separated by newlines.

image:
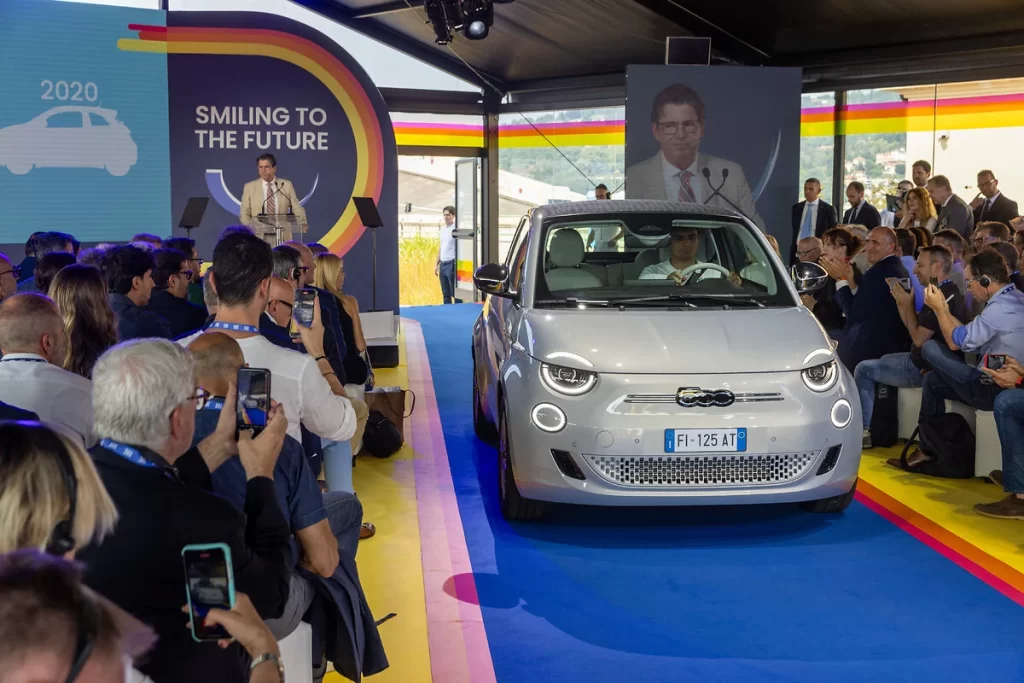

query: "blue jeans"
xmin=854 ymin=352 xmax=924 ymax=429
xmin=994 ymin=390 xmax=1024 ymax=493
xmin=322 ymin=438 xmax=354 ymax=493
xmin=918 ymin=340 xmax=1003 ymax=420
xmin=324 ymin=490 xmax=363 ymax=561
xmin=439 ymin=259 xmax=456 ymax=304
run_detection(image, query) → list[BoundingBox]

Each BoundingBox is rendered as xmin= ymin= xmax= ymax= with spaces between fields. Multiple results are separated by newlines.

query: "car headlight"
xmin=801 ymin=360 xmax=839 ymax=393
xmin=539 ymin=363 xmax=597 ymax=396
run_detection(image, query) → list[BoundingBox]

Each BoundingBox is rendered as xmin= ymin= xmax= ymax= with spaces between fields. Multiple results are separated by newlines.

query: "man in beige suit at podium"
xmin=239 ymin=153 xmax=307 ymax=244
xmin=626 ymin=83 xmax=765 ymax=232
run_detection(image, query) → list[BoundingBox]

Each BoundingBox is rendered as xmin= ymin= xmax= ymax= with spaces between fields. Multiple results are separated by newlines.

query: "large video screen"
xmin=625 ymin=66 xmax=801 ymax=246
xmin=0 ymin=0 xmax=170 ymax=244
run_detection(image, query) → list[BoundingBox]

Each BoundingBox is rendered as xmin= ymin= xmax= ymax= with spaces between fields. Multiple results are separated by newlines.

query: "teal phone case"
xmin=182 ymin=542 xmax=236 ymax=643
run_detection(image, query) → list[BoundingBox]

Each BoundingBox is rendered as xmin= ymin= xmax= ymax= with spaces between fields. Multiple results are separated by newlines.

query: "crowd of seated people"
xmin=0 ymin=226 xmax=389 ymax=682
xmin=793 ymin=168 xmax=1024 ymax=520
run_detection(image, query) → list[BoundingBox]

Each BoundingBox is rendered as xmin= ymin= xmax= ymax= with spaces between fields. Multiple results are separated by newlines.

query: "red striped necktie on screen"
xmin=266 ymin=182 xmax=276 ymax=215
xmin=678 ymin=170 xmax=696 ymax=203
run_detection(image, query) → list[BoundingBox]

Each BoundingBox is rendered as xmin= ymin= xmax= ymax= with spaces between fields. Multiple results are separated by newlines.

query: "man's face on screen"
xmin=258 ymin=160 xmax=276 ymax=182
xmin=652 ymin=103 xmax=703 ymax=168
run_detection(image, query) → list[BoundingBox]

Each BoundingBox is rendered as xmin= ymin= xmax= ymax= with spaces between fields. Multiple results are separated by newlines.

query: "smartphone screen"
xmin=929 ymin=276 xmax=939 ymax=287
xmin=182 ymin=544 xmax=234 ymax=642
xmin=237 ymin=368 xmax=270 ymax=435
xmin=988 ymin=355 xmax=1006 ymax=371
xmin=294 ymin=288 xmax=316 ymax=329
xmin=899 ymin=278 xmax=912 ymax=292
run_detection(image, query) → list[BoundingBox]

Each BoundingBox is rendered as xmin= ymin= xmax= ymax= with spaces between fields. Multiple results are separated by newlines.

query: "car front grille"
xmin=584 ymin=452 xmax=819 ymax=488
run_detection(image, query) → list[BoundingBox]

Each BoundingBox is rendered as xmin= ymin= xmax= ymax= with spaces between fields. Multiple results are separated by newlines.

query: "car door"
xmin=40 ymin=110 xmax=88 ymax=168
xmin=483 ymin=214 xmax=530 ymax=406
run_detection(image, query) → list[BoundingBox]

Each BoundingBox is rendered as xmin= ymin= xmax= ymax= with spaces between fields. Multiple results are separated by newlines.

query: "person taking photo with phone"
xmin=78 ymin=338 xmax=293 ymax=683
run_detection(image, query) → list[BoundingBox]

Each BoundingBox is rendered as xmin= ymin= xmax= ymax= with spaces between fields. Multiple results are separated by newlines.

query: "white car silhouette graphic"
xmin=0 ymin=106 xmax=138 ymax=176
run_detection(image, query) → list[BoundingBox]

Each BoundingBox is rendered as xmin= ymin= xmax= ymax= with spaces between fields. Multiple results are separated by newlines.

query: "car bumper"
xmin=503 ymin=360 xmax=861 ymax=506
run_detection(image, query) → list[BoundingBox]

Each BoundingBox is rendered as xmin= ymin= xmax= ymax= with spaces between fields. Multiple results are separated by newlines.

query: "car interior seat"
xmin=545 ymin=229 xmax=604 ymax=290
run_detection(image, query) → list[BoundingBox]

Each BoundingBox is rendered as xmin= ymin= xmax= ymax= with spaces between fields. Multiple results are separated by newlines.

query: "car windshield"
xmin=535 ymin=213 xmax=793 ymax=308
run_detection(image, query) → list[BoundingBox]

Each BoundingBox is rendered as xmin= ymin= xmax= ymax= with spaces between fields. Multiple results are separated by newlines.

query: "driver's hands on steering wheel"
xmin=667 ymin=267 xmax=743 ymax=287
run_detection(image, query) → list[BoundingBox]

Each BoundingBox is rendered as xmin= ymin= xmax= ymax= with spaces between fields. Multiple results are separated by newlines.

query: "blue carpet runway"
xmin=403 ymin=304 xmax=1024 ymax=683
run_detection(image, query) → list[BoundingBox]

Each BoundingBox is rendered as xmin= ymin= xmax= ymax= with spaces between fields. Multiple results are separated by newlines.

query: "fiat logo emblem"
xmin=676 ymin=387 xmax=736 ymax=408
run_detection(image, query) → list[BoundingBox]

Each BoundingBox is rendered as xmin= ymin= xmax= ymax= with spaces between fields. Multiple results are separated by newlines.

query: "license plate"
xmin=664 ymin=428 xmax=746 ymax=453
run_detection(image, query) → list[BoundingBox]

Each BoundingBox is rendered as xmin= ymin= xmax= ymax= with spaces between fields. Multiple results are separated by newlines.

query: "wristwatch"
xmin=250 ymin=652 xmax=285 ymax=682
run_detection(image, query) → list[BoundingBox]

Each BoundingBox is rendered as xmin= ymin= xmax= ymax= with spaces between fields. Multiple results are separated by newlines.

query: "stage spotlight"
xmin=461 ymin=0 xmax=493 ymax=40
xmin=425 ymin=0 xmax=454 ymax=45
xmin=465 ymin=18 xmax=488 ymax=39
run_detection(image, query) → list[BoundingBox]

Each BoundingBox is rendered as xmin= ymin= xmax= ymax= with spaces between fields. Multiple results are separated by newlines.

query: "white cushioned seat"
xmin=278 ymin=621 xmax=313 ymax=683
xmin=545 ymin=230 xmax=603 ymax=290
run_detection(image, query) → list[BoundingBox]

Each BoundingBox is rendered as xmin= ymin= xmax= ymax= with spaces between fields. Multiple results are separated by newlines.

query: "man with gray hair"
xmin=0 ymin=293 xmax=94 ymax=445
xmin=79 ymin=339 xmax=293 ymax=683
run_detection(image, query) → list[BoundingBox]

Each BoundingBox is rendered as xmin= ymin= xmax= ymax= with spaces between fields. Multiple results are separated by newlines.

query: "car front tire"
xmin=498 ymin=398 xmax=545 ymax=521
xmin=801 ymin=478 xmax=857 ymax=513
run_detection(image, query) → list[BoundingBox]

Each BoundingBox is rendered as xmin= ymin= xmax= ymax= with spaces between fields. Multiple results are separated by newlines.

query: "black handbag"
xmin=869 ymin=384 xmax=899 ymax=448
xmin=362 ymin=410 xmax=403 ymax=458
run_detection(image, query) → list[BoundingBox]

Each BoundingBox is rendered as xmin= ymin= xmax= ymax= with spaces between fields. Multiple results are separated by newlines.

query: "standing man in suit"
xmin=928 ymin=175 xmax=975 ymax=238
xmin=820 ymin=227 xmax=910 ymax=371
xmin=240 ymin=153 xmax=307 ymax=245
xmin=842 ymin=182 xmax=881 ymax=229
xmin=625 ymin=83 xmax=765 ymax=231
xmin=911 ymin=160 xmax=932 ymax=189
xmin=790 ymin=177 xmax=838 ymax=264
xmin=972 ymin=169 xmax=1019 ymax=228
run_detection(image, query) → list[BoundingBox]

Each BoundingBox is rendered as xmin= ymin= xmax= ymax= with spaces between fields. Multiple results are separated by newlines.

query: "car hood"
xmin=519 ymin=307 xmax=834 ymax=374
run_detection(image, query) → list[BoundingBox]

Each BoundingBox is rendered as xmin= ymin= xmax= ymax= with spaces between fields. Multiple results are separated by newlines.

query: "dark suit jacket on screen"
xmin=842 ymin=202 xmax=881 ymax=229
xmin=973 ymin=193 xmax=1019 ymax=228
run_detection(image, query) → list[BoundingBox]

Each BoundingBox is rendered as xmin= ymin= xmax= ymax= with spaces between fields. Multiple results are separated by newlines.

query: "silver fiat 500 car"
xmin=471 ymin=200 xmax=860 ymax=521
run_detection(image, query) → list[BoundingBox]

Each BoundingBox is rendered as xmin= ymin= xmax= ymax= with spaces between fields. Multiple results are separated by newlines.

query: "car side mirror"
xmin=791 ymin=261 xmax=829 ymax=294
xmin=474 ymin=263 xmax=515 ymax=299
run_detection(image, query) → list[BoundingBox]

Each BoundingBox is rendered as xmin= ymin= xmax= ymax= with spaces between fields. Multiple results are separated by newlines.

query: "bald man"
xmin=187 ymin=332 xmax=366 ymax=641
xmin=0 ymin=293 xmax=95 ymax=445
xmin=822 ymin=226 xmax=912 ymax=371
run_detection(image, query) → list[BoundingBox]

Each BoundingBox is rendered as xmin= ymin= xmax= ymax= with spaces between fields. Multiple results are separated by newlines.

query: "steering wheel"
xmin=674 ymin=263 xmax=732 ymax=282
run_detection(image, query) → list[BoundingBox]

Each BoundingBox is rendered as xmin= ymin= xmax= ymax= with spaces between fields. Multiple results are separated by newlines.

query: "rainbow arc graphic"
xmin=118 ymin=23 xmax=385 ymax=255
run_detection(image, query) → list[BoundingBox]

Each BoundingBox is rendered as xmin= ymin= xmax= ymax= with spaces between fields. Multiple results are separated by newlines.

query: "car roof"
xmin=40 ymin=106 xmax=117 ymax=116
xmin=533 ymin=199 xmax=743 ymax=222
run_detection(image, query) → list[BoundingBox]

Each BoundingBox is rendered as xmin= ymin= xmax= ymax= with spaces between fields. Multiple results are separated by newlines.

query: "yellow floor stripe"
xmin=325 ymin=331 xmax=433 ymax=682
xmin=859 ymin=447 xmax=1024 ymax=574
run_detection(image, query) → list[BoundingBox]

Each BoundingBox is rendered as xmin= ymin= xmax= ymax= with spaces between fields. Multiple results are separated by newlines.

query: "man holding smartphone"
xmin=902 ymin=250 xmax=1024 ymax=470
xmin=80 ymin=339 xmax=292 ymax=683
xmin=855 ymin=245 xmax=967 ymax=448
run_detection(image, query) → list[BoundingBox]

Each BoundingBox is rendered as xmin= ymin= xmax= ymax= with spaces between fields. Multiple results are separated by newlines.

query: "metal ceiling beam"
xmin=293 ymin=0 xmax=505 ymax=93
xmin=352 ymin=0 xmax=424 ymax=19
xmin=627 ymin=0 xmax=771 ymax=66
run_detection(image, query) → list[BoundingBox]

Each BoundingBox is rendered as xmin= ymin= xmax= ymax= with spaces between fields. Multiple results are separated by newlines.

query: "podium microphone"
xmin=259 ymin=181 xmax=284 ymax=216
xmin=702 ymin=167 xmax=755 ymax=225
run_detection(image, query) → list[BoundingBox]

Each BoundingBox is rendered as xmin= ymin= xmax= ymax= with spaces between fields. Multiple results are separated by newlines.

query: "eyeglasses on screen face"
xmin=657 ymin=120 xmax=701 ymax=136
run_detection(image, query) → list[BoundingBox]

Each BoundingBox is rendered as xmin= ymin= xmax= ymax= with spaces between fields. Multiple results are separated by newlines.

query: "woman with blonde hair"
xmin=49 ymin=264 xmax=119 ymax=379
xmin=313 ymin=252 xmax=370 ymax=388
xmin=0 ymin=421 xmax=117 ymax=557
xmin=899 ymin=187 xmax=938 ymax=232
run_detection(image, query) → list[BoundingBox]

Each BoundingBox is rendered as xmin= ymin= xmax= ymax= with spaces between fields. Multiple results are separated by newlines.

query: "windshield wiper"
xmin=534 ymin=297 xmax=612 ymax=307
xmin=616 ymin=294 xmax=698 ymax=308
xmin=677 ymin=294 xmax=766 ymax=308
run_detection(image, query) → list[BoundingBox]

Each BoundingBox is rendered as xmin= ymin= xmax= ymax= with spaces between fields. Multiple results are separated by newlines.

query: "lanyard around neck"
xmin=208 ymin=321 xmax=259 ymax=334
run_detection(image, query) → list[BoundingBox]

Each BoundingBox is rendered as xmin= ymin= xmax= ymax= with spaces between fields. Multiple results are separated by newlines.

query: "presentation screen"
xmin=625 ymin=66 xmax=801 ymax=245
xmin=0 ymin=0 xmax=171 ymax=244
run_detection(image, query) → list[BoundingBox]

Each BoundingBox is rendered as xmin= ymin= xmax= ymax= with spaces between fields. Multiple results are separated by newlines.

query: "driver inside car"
xmin=639 ymin=226 xmax=742 ymax=286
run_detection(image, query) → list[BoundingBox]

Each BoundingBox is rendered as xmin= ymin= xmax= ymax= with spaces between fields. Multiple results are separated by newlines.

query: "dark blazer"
xmin=108 ymin=293 xmax=172 ymax=341
xmin=80 ymin=444 xmax=291 ymax=683
xmin=833 ymin=254 xmax=911 ymax=371
xmin=810 ymin=263 xmax=861 ymax=333
xmin=974 ymin=193 xmax=1020 ymax=228
xmin=936 ymin=194 xmax=975 ymax=238
xmin=790 ymin=199 xmax=838 ymax=262
xmin=0 ymin=400 xmax=38 ymax=421
xmin=843 ymin=202 xmax=882 ymax=229
xmin=145 ymin=289 xmax=208 ymax=338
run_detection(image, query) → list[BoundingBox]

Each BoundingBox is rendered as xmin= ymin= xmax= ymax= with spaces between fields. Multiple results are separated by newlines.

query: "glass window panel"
xmin=841 ymin=88 xmax=908 ymax=214
xmin=800 ymin=92 xmax=835 ymax=204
